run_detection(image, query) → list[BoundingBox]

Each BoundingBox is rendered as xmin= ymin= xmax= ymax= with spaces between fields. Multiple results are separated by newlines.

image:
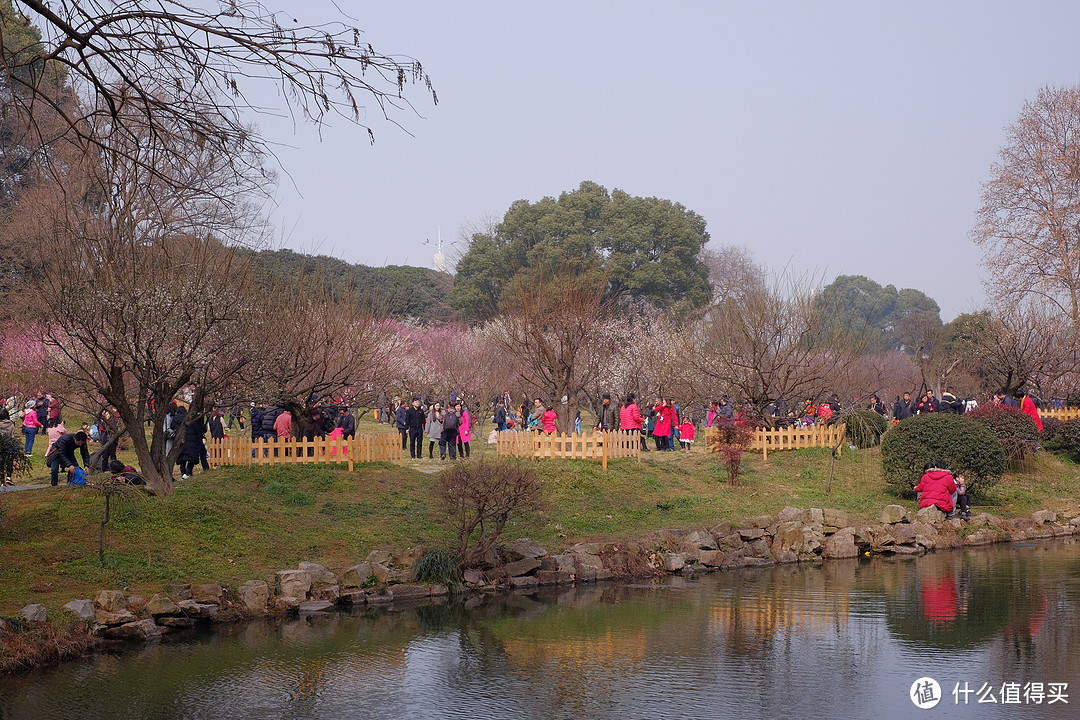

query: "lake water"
xmin=3 ymin=541 xmax=1079 ymax=719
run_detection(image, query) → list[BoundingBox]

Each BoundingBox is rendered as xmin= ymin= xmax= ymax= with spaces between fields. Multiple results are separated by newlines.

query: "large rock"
xmin=273 ymin=596 xmax=301 ymax=613
xmin=504 ymin=538 xmax=547 ymax=561
xmin=190 ymin=583 xmax=224 ymax=605
xmin=916 ymin=506 xmax=945 ymax=524
xmin=338 ymin=591 xmax=368 ymax=605
xmin=95 ymin=609 xmax=137 ymax=626
xmin=823 ymin=530 xmax=858 ymax=559
xmin=882 ymin=505 xmax=910 ymax=524
xmin=716 ymin=532 xmax=745 ymax=552
xmin=371 ymin=563 xmax=410 ymax=584
xmin=387 ymin=584 xmax=430 ymax=600
xmin=62 ymin=600 xmax=95 ymax=622
xmin=891 ymin=523 xmax=918 ymax=545
xmin=964 ymin=529 xmax=1000 ymax=546
xmin=770 ymin=521 xmax=805 ymax=554
xmin=1032 ymin=510 xmax=1057 ymax=525
xmin=176 ymin=600 xmax=219 ymax=620
xmin=822 ymin=508 xmax=849 ymax=530
xmin=21 ymin=604 xmax=47 ymax=623
xmin=95 ymin=589 xmax=128 ymax=613
xmin=738 ymin=527 xmax=765 ymax=540
xmin=145 ymin=594 xmax=182 ymax=617
xmin=275 ymin=570 xmax=312 ymax=599
xmin=539 ymin=554 xmax=576 ymax=574
xmin=502 ymin=558 xmax=542 ymax=577
xmin=365 ymin=550 xmax=393 ymax=566
xmin=777 ymin=506 xmax=806 ymax=523
xmin=157 ymin=616 xmax=197 ymax=629
xmin=237 ymin=581 xmax=270 ymax=614
xmin=808 ymin=508 xmax=825 ymax=524
xmin=509 ymin=576 xmax=540 ymax=590
xmin=104 ymin=619 xmax=161 ymax=641
xmin=298 ymin=601 xmax=335 ymax=614
xmin=391 ymin=546 xmax=425 ymax=569
xmin=696 ymin=550 xmax=726 ymax=568
xmin=663 ymin=552 xmax=686 ymax=572
xmin=774 ymin=549 xmax=799 ymax=564
xmin=708 ymin=521 xmax=734 ymax=539
xmin=741 ymin=515 xmax=774 ymax=529
xmin=463 ymin=569 xmax=487 ymax=587
xmin=163 ymin=584 xmax=192 ymax=601
xmin=536 ymin=570 xmax=573 ymax=585
xmin=298 ymin=561 xmax=337 ymax=584
xmin=341 ymin=563 xmax=374 ymax=588
xmin=681 ymin=530 xmax=717 ymax=551
xmin=744 ymin=538 xmax=773 ymax=559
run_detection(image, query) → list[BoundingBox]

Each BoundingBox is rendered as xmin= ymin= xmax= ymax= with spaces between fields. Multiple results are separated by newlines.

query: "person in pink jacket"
xmin=455 ymin=401 xmax=472 ymax=458
xmin=45 ymin=418 xmax=67 ymax=458
xmin=541 ymin=405 xmax=558 ymax=434
xmin=619 ymin=393 xmax=649 ymax=452
xmin=21 ymin=401 xmax=43 ymax=455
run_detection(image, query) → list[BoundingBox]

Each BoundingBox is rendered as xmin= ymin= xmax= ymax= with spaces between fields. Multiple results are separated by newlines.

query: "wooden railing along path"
xmin=706 ymin=424 xmax=847 ymax=461
xmin=207 ymin=434 xmax=402 ymax=470
xmin=495 ymin=430 xmax=641 ymax=469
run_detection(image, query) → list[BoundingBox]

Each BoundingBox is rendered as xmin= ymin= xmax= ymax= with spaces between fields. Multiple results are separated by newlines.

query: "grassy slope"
xmin=2 ymin=415 xmax=1078 ymax=616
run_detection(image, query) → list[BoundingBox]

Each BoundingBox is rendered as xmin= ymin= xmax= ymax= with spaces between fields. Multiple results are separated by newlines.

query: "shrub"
xmin=1041 ymin=416 xmax=1065 ymax=447
xmin=1045 ymin=418 xmax=1080 ymax=462
xmin=881 ymin=414 xmax=1005 ymax=499
xmin=412 ymin=549 xmax=461 ymax=585
xmin=707 ymin=424 xmax=756 ymax=486
xmin=0 ymin=435 xmax=32 ymax=479
xmin=437 ymin=458 xmax=542 ymax=568
xmin=845 ymin=410 xmax=889 ymax=449
xmin=963 ymin=404 xmax=1040 ymax=468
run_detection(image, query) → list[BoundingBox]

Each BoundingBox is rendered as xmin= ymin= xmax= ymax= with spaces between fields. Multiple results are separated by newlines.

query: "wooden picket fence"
xmin=495 ymin=430 xmax=642 ymax=469
xmin=207 ymin=434 xmax=402 ymax=470
xmin=1039 ymin=407 xmax=1080 ymax=422
xmin=706 ymin=424 xmax=847 ymax=461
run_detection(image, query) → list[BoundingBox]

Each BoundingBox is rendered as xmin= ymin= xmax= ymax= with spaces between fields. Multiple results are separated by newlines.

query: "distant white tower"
xmin=432 ymin=227 xmax=447 ymax=273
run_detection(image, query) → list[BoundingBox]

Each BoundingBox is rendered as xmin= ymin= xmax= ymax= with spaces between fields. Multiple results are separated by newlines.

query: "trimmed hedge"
xmin=963 ymin=404 xmax=1040 ymax=468
xmin=845 ymin=410 xmax=889 ymax=448
xmin=881 ymin=414 xmax=1005 ymax=499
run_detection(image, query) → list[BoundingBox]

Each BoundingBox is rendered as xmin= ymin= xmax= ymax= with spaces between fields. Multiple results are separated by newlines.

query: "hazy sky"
xmin=252 ymin=1 xmax=1080 ymax=320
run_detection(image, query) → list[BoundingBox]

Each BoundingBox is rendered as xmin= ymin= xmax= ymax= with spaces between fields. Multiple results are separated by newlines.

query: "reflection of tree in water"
xmin=454 ymin=585 xmax=699 ymax=718
xmin=885 ymin=549 xmax=1050 ymax=650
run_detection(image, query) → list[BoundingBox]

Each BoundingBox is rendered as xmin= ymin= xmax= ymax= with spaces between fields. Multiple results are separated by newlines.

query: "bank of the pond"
xmin=2 ymin=447 xmax=1080 ymax=673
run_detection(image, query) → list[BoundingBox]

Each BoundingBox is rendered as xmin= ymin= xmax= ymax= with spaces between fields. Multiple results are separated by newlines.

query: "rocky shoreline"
xmin=7 ymin=500 xmax=1080 ymax=650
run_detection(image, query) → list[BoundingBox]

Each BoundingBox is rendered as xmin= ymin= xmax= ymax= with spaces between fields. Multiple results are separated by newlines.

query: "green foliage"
xmin=1044 ymin=418 xmax=1080 ymax=462
xmin=451 ymin=180 xmax=712 ymax=320
xmin=243 ymin=248 xmax=456 ymax=323
xmin=964 ymin=404 xmax=1040 ymax=468
xmin=880 ymin=414 xmax=1005 ymax=498
xmin=411 ymin=549 xmax=460 ymax=585
xmin=812 ymin=274 xmax=943 ymax=352
xmin=845 ymin=410 xmax=888 ymax=449
xmin=0 ymin=434 xmax=31 ymax=477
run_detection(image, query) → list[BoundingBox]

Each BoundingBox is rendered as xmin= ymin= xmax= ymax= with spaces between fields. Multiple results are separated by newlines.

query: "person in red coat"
xmin=915 ymin=462 xmax=970 ymax=519
xmin=1017 ymin=392 xmax=1044 ymax=431
xmin=652 ymin=399 xmax=675 ymax=451
xmin=619 ymin=393 xmax=649 ymax=452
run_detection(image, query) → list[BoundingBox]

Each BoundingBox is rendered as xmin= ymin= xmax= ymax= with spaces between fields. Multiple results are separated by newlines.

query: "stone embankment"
xmin=13 ymin=502 xmax=1080 ymax=642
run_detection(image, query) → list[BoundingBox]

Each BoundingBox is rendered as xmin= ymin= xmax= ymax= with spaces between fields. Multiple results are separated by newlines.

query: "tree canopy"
xmin=813 ymin=274 xmax=942 ymax=353
xmin=451 ymin=181 xmax=713 ymax=321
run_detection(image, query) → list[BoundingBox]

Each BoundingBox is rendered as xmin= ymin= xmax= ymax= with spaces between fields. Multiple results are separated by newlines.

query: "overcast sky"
xmin=252 ymin=1 xmax=1080 ymax=320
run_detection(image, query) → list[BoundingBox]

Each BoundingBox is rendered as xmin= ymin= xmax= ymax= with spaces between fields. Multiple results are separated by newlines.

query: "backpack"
xmin=89 ymin=424 xmax=101 ymax=442
xmin=68 ymin=466 xmax=87 ymax=486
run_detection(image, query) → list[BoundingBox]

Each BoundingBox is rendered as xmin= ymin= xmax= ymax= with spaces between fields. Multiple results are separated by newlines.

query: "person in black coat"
xmin=337 ymin=407 xmax=356 ymax=440
xmin=260 ymin=405 xmax=279 ymax=440
xmin=250 ymin=403 xmax=264 ymax=441
xmin=48 ymin=431 xmax=89 ymax=486
xmin=178 ymin=416 xmax=207 ymax=478
xmin=404 ymin=398 xmax=425 ymax=459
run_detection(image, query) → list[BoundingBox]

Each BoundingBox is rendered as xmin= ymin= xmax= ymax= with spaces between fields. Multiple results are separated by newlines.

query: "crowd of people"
xmin=0 ymin=382 xmax=1054 ymax=484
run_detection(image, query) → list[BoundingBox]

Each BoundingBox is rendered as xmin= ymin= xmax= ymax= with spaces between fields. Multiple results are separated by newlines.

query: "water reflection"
xmin=3 ymin=542 xmax=1078 ymax=719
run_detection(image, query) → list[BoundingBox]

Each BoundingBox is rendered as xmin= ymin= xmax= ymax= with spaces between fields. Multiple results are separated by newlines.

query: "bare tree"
xmin=692 ymin=269 xmax=865 ymax=426
xmin=7 ymin=106 xmax=262 ymax=496
xmin=3 ymin=1 xmax=436 ymax=185
xmin=973 ymin=85 xmax=1080 ymax=325
xmin=489 ymin=265 xmax=614 ymax=434
xmin=956 ymin=304 xmax=1078 ymax=398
